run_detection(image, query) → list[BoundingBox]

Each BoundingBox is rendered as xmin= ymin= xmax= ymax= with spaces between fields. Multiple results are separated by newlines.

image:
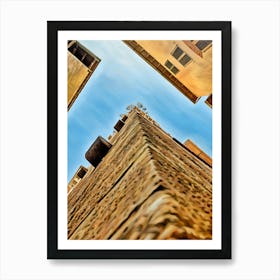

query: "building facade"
xmin=67 ymin=40 xmax=101 ymax=110
xmin=68 ymin=108 xmax=212 ymax=240
xmin=67 ymin=165 xmax=88 ymax=194
xmin=123 ymin=40 xmax=212 ymax=107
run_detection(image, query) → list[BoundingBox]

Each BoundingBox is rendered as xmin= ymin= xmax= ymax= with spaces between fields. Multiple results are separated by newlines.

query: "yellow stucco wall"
xmin=67 ymin=52 xmax=91 ymax=107
xmin=136 ymin=40 xmax=212 ymax=97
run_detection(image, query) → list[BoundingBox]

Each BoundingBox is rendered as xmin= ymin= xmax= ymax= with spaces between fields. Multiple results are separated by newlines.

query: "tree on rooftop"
xmin=126 ymin=102 xmax=147 ymax=112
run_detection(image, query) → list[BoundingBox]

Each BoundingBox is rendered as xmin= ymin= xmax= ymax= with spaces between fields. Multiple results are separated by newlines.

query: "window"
xmin=171 ymin=45 xmax=192 ymax=67
xmin=83 ymin=55 xmax=94 ymax=68
xmin=165 ymin=60 xmax=173 ymax=69
xmin=68 ymin=42 xmax=96 ymax=68
xmin=164 ymin=60 xmax=179 ymax=75
xmin=171 ymin=66 xmax=179 ymax=74
xmin=179 ymin=54 xmax=191 ymax=66
xmin=172 ymin=46 xmax=183 ymax=59
xmin=195 ymin=40 xmax=212 ymax=51
xmin=77 ymin=168 xmax=87 ymax=179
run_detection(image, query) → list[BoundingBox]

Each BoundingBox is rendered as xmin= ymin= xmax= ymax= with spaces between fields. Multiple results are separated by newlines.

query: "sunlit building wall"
xmin=124 ymin=40 xmax=212 ymax=106
xmin=67 ymin=40 xmax=101 ymax=110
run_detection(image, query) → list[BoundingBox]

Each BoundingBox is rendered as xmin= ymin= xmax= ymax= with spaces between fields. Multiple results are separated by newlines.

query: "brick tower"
xmin=68 ymin=107 xmax=212 ymax=240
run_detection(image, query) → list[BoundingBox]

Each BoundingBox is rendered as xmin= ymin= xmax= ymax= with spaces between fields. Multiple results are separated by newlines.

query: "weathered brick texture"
xmin=68 ymin=108 xmax=212 ymax=239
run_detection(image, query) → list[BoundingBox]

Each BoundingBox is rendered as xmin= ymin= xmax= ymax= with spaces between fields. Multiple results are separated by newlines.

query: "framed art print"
xmin=47 ymin=21 xmax=231 ymax=259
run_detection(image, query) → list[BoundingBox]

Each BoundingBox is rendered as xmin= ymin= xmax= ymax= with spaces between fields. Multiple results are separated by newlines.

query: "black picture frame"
xmin=47 ymin=21 xmax=231 ymax=259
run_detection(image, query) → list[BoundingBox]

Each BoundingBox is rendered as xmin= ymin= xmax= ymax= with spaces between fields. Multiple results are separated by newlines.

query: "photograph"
xmin=67 ymin=39 xmax=213 ymax=240
xmin=47 ymin=21 xmax=231 ymax=259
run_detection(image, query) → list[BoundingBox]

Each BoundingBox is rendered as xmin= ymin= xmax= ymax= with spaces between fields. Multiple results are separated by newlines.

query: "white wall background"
xmin=0 ymin=0 xmax=279 ymax=279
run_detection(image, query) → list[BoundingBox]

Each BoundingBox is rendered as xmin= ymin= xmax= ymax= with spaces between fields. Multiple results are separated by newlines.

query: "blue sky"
xmin=68 ymin=40 xmax=212 ymax=181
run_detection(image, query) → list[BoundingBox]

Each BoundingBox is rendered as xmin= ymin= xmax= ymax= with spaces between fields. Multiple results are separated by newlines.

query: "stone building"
xmin=67 ymin=165 xmax=88 ymax=194
xmin=123 ymin=40 xmax=212 ymax=107
xmin=67 ymin=40 xmax=101 ymax=110
xmin=68 ymin=108 xmax=212 ymax=240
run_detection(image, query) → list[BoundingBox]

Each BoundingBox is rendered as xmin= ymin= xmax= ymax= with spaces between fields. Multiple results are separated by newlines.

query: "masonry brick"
xmin=68 ymin=107 xmax=212 ymax=240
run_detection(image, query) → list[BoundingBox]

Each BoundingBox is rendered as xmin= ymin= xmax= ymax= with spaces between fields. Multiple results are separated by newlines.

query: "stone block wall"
xmin=68 ymin=108 xmax=212 ymax=240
